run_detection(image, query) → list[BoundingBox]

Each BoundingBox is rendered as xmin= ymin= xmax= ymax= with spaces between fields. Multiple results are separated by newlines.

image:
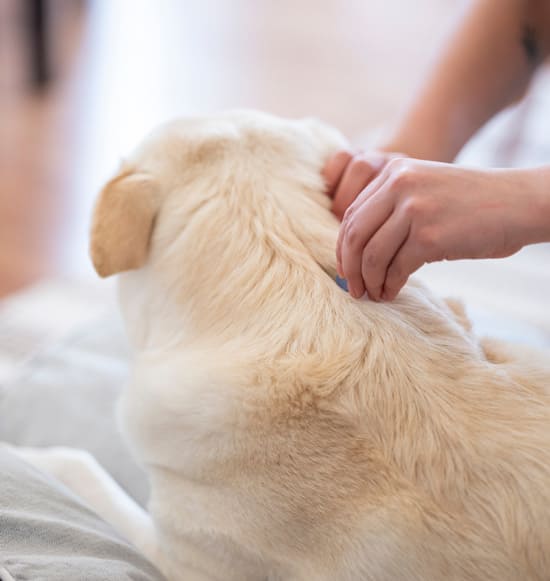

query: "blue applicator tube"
xmin=335 ymin=275 xmax=349 ymax=292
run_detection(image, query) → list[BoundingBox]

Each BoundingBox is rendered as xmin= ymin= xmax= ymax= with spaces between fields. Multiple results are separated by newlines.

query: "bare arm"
xmin=324 ymin=1 xmax=550 ymax=301
xmin=327 ymin=0 xmax=550 ymax=219
xmin=324 ymin=0 xmax=550 ymax=218
xmin=382 ymin=0 xmax=550 ymax=162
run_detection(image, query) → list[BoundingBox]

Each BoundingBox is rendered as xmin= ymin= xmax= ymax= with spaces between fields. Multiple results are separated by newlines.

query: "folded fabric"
xmin=0 ymin=448 xmax=164 ymax=581
xmin=0 ymin=310 xmax=149 ymax=506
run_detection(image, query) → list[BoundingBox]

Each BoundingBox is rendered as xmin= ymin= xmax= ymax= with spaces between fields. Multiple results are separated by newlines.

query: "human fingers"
xmin=382 ymin=238 xmax=427 ymax=301
xmin=332 ymin=153 xmax=386 ymax=220
xmin=338 ymin=185 xmax=395 ymax=298
xmin=360 ymin=210 xmax=410 ymax=301
xmin=336 ymin=166 xmax=394 ymax=277
xmin=322 ymin=151 xmax=353 ymax=199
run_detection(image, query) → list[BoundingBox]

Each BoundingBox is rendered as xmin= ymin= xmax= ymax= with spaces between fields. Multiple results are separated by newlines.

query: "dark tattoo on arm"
xmin=521 ymin=25 xmax=541 ymax=67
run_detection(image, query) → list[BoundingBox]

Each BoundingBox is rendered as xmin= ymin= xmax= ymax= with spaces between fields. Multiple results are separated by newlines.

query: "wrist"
xmin=525 ymin=166 xmax=550 ymax=244
xmin=376 ymin=122 xmax=460 ymax=163
xmin=500 ymin=166 xmax=550 ymax=248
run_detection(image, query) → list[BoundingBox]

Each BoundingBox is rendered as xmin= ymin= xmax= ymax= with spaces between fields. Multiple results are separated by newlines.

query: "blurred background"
xmin=0 ymin=0 xmax=549 ymax=381
xmin=0 ymin=0 xmax=464 ymax=291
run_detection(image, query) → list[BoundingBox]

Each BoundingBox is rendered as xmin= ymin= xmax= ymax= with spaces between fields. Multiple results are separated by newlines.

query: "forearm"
xmin=380 ymin=0 xmax=549 ymax=162
xmin=519 ymin=164 xmax=550 ymax=245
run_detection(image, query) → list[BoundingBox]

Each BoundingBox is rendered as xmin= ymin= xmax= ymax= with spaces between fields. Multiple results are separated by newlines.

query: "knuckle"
xmin=345 ymin=222 xmax=362 ymax=248
xmin=362 ymin=246 xmax=379 ymax=270
xmin=388 ymin=158 xmax=419 ymax=188
xmin=342 ymin=204 xmax=354 ymax=222
xmin=362 ymin=262 xmax=383 ymax=299
xmin=341 ymin=210 xmax=353 ymax=231
xmin=386 ymin=156 xmax=408 ymax=173
xmin=385 ymin=156 xmax=403 ymax=171
xmin=416 ymin=227 xmax=439 ymax=250
xmin=393 ymin=168 xmax=415 ymax=188
xmin=400 ymin=195 xmax=424 ymax=218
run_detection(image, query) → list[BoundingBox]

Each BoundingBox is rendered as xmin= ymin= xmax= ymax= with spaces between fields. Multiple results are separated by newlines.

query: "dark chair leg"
xmin=25 ymin=0 xmax=50 ymax=89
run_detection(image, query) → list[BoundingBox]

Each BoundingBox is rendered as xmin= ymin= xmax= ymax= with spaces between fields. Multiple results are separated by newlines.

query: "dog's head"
xmin=90 ymin=110 xmax=348 ymax=278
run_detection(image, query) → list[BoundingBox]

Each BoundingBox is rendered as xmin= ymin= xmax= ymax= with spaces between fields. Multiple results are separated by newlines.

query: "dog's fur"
xmin=16 ymin=111 xmax=550 ymax=580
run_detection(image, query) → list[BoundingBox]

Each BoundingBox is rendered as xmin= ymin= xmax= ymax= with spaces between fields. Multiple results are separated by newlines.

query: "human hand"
xmin=323 ymin=150 xmax=401 ymax=220
xmin=335 ymin=159 xmax=550 ymax=301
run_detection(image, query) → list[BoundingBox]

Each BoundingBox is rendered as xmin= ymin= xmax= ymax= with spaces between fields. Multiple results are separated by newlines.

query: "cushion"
xmin=0 ymin=447 xmax=164 ymax=581
xmin=0 ymin=309 xmax=149 ymax=507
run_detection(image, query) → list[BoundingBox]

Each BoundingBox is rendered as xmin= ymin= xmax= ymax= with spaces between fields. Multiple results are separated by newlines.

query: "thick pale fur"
xmin=86 ymin=111 xmax=550 ymax=580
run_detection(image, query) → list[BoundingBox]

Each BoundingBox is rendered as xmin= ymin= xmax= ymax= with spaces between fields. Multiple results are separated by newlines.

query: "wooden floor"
xmin=0 ymin=0 xmax=549 ymax=336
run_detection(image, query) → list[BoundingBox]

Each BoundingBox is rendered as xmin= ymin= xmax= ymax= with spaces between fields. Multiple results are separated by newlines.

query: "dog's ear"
xmin=90 ymin=169 xmax=160 ymax=277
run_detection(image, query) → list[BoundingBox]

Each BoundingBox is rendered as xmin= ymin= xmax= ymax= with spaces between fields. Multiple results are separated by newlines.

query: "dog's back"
xmin=91 ymin=111 xmax=550 ymax=580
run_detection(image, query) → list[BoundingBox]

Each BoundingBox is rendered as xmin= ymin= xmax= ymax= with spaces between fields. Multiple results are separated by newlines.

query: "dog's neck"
xmin=118 ymin=168 xmax=480 ymax=394
xmin=121 ymin=173 xmax=344 ymax=344
xmin=117 ymin=176 xmax=495 ymax=513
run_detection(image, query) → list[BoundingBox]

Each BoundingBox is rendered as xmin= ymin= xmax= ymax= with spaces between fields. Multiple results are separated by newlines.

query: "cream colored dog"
xmin=12 ymin=111 xmax=550 ymax=580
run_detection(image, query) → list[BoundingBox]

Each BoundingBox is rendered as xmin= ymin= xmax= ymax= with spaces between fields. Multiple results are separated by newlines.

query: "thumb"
xmin=322 ymin=151 xmax=353 ymax=198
